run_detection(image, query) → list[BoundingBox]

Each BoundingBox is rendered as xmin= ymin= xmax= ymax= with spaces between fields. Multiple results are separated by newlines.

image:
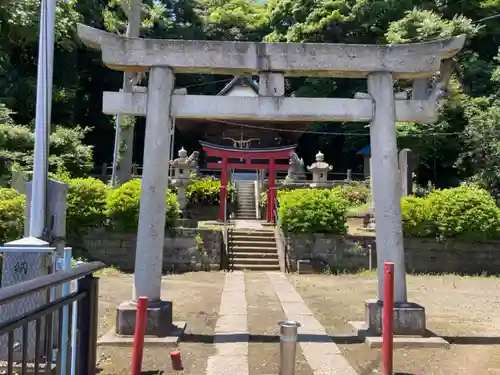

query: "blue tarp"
xmin=357 ymin=145 xmax=371 ymax=155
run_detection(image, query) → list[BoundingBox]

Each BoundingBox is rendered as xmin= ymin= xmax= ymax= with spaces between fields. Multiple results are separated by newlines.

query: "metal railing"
xmin=0 ymin=261 xmax=105 ymax=375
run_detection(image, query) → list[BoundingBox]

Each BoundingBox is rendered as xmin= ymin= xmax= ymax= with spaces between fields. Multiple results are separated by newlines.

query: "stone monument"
xmin=399 ymin=148 xmax=413 ymax=197
xmin=76 ymin=22 xmax=464 ymax=342
xmin=170 ymin=148 xmax=199 ymax=216
xmin=307 ymin=151 xmax=332 ymax=188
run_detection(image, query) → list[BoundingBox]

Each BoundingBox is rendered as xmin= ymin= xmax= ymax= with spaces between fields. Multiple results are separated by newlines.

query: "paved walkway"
xmin=233 ymin=220 xmax=264 ymax=230
xmin=267 ymin=272 xmax=357 ymax=375
xmin=207 ymin=272 xmax=249 ymax=375
xmin=206 ymin=271 xmax=358 ymax=375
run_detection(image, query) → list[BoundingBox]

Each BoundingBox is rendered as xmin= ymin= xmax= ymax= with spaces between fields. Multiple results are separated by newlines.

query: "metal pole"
xmin=278 ymin=320 xmax=301 ymax=375
xmin=70 ymin=261 xmax=85 ymax=375
xmin=60 ymin=248 xmax=72 ymax=375
xmin=30 ymin=0 xmax=56 ymax=238
xmin=382 ymin=262 xmax=394 ymax=375
xmin=131 ymin=296 xmax=148 ymax=375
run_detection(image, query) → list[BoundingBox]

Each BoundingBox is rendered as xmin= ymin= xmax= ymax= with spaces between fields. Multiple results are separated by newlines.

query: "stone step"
xmin=231 ymin=252 xmax=278 ymax=259
xmin=231 ymin=235 xmax=275 ymax=241
xmin=231 ymin=264 xmax=281 ymax=271
xmin=231 ymin=246 xmax=277 ymax=253
xmin=231 ymin=240 xmax=277 ymax=248
xmin=231 ymin=257 xmax=279 ymax=265
xmin=231 ymin=230 xmax=274 ymax=236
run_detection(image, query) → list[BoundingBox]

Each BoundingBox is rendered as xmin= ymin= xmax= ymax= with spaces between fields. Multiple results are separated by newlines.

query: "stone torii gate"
xmin=77 ymin=23 xmax=464 ymax=338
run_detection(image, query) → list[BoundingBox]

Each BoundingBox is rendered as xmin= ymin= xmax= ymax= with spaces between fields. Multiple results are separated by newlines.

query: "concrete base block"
xmin=364 ymin=299 xmax=426 ymax=335
xmin=365 ymin=335 xmax=449 ymax=349
xmin=349 ymin=321 xmax=449 ymax=349
xmin=115 ymin=300 xmax=173 ymax=337
xmin=98 ymin=321 xmax=187 ymax=347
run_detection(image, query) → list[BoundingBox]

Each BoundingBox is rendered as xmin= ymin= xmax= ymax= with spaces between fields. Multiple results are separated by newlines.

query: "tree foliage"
xmin=1 ymin=0 xmax=500 ymax=196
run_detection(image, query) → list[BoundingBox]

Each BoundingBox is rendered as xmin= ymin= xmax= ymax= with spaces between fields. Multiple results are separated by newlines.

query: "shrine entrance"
xmin=200 ymin=141 xmax=294 ymax=222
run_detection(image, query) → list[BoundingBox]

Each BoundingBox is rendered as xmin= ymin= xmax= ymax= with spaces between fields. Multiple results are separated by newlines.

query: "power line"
xmin=180 ymin=78 xmax=234 ymax=89
xmin=473 ymin=13 xmax=500 ymax=23
xmin=210 ymin=119 xmax=462 ymax=137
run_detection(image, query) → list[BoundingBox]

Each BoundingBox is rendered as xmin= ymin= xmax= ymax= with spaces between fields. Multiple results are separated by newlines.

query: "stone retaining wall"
xmin=286 ymin=234 xmax=500 ymax=274
xmin=76 ymin=228 xmax=222 ymax=272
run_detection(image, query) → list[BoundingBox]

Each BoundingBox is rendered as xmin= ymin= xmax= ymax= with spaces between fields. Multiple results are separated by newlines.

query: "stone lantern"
xmin=170 ymin=147 xmax=199 ymax=216
xmin=307 ymin=151 xmax=332 ymax=188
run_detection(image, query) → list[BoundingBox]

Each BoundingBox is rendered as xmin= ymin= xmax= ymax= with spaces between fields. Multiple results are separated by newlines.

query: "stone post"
xmin=116 ymin=67 xmax=175 ymax=337
xmin=399 ymin=148 xmax=413 ymax=197
xmin=170 ymin=147 xmax=198 ymax=216
xmin=367 ymin=72 xmax=407 ymax=303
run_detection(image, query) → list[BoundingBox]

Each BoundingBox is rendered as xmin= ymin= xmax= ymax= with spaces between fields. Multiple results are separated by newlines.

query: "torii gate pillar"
xmin=115 ymin=67 xmax=178 ymax=337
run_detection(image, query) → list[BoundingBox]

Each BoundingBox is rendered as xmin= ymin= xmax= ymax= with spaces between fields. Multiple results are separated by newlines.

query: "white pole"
xmin=30 ymin=0 xmax=56 ymax=238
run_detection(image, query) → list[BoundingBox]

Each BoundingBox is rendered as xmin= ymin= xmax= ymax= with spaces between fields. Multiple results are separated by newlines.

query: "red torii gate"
xmin=200 ymin=141 xmax=295 ymax=222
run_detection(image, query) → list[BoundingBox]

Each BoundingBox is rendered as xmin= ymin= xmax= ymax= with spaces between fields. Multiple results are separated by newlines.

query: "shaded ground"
xmin=289 ymin=272 xmax=500 ymax=375
xmin=96 ymin=270 xmax=225 ymax=375
xmin=245 ymin=272 xmax=313 ymax=375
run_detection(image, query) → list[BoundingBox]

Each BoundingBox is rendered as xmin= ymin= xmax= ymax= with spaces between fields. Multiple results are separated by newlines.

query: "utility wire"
xmin=209 ymin=119 xmax=462 ymax=137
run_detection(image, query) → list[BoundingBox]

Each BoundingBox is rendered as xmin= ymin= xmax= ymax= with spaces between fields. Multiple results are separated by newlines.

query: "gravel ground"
xmin=289 ymin=271 xmax=500 ymax=375
xmin=96 ymin=270 xmax=225 ymax=375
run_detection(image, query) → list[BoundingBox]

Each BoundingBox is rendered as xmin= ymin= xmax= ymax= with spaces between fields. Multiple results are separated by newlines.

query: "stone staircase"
xmin=229 ymin=229 xmax=280 ymax=271
xmin=235 ymin=181 xmax=256 ymax=219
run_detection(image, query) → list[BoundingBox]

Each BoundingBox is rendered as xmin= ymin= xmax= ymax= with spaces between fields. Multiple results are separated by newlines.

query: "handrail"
xmin=273 ymin=191 xmax=279 ymax=224
xmin=0 ymin=261 xmax=105 ymax=305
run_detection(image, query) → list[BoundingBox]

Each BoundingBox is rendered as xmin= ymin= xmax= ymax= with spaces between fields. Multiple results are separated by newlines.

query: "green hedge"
xmin=65 ymin=177 xmax=108 ymax=230
xmin=0 ymin=177 xmax=180 ymax=241
xmin=107 ymin=179 xmax=179 ymax=231
xmin=186 ymin=176 xmax=235 ymax=205
xmin=334 ymin=182 xmax=371 ymax=207
xmin=278 ymin=184 xmax=500 ymax=239
xmin=402 ymin=184 xmax=500 ymax=240
xmin=278 ymin=188 xmax=348 ymax=234
xmin=0 ymin=188 xmax=25 ymax=243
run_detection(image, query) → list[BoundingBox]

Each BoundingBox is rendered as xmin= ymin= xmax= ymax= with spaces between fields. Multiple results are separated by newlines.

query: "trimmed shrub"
xmin=186 ymin=176 xmax=235 ymax=205
xmin=334 ymin=182 xmax=371 ymax=207
xmin=0 ymin=188 xmax=25 ymax=243
xmin=278 ymin=188 xmax=348 ymax=234
xmin=65 ymin=177 xmax=108 ymax=231
xmin=186 ymin=177 xmax=221 ymax=205
xmin=425 ymin=185 xmax=500 ymax=240
xmin=401 ymin=196 xmax=434 ymax=237
xmin=107 ymin=179 xmax=179 ymax=231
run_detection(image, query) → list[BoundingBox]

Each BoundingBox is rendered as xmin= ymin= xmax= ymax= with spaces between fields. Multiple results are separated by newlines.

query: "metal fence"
xmin=0 ymin=261 xmax=105 ymax=375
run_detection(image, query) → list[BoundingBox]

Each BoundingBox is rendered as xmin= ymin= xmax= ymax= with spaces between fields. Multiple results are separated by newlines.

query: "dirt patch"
xmin=96 ymin=270 xmax=225 ymax=375
xmin=245 ymin=272 xmax=313 ymax=375
xmin=289 ymin=272 xmax=500 ymax=375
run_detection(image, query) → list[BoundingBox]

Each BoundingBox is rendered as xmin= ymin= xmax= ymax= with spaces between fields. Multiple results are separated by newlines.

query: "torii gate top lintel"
xmin=77 ymin=24 xmax=465 ymax=79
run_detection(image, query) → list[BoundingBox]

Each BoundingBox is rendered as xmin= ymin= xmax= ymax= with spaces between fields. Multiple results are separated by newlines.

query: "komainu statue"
xmin=284 ymin=152 xmax=306 ymax=184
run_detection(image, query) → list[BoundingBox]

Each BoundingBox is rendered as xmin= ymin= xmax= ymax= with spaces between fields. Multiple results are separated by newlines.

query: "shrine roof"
xmin=218 ymin=76 xmax=258 ymax=96
xmin=200 ymin=140 xmax=296 ymax=154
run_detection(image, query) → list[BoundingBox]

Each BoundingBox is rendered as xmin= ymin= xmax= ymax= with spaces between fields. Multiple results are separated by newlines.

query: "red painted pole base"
xmin=170 ymin=350 xmax=184 ymax=371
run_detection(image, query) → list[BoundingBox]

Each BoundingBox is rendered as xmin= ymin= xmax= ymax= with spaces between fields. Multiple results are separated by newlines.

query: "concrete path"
xmin=207 ymin=271 xmax=358 ymax=375
xmin=233 ymin=220 xmax=264 ymax=230
xmin=267 ymin=272 xmax=358 ymax=375
xmin=206 ymin=271 xmax=249 ymax=375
